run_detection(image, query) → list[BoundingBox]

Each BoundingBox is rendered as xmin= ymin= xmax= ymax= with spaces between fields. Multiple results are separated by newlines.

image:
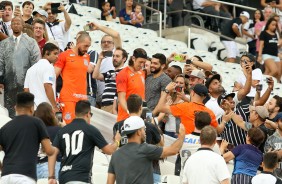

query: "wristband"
xmin=48 ymin=176 xmax=55 ymax=180
xmin=115 ymin=140 xmax=120 ymax=147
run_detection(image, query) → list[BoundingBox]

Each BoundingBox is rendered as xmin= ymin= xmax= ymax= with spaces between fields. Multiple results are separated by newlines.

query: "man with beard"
xmin=54 ymin=32 xmax=92 ymax=124
xmin=205 ymin=74 xmax=226 ymax=120
xmin=145 ymin=53 xmax=171 ymax=111
xmin=0 ymin=16 xmax=41 ymax=117
xmin=165 ymin=65 xmax=182 ymax=80
xmin=92 ymin=48 xmax=128 ymax=114
xmin=107 ymin=116 xmax=186 ymax=184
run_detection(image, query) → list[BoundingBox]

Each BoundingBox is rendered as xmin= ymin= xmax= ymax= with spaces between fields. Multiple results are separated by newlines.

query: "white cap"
xmin=123 ymin=116 xmax=145 ymax=134
xmin=240 ymin=11 xmax=250 ymax=19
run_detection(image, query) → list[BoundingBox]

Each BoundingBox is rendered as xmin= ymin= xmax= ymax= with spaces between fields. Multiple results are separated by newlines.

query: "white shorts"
xmin=222 ymin=41 xmax=238 ymax=58
xmin=0 ymin=174 xmax=36 ymax=184
xmin=262 ymin=54 xmax=280 ymax=62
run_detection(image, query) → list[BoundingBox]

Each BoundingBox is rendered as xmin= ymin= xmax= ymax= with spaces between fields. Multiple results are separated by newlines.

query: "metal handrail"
xmin=167 ymin=9 xmax=232 ymax=21
xmin=211 ymin=0 xmax=256 ymax=17
xmin=133 ymin=1 xmax=163 ymax=37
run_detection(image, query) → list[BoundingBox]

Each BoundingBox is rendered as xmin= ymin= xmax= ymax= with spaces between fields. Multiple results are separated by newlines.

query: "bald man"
xmin=54 ymin=32 xmax=93 ymax=124
xmin=0 ymin=16 xmax=41 ymax=118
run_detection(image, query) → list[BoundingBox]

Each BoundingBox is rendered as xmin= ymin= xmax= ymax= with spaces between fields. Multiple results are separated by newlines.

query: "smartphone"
xmin=174 ymin=55 xmax=184 ymax=62
xmin=51 ymin=3 xmax=61 ymax=14
xmin=55 ymin=112 xmax=63 ymax=122
xmin=0 ymin=4 xmax=4 ymax=11
xmin=266 ymin=77 xmax=271 ymax=83
xmin=186 ymin=59 xmax=192 ymax=64
xmin=256 ymin=84 xmax=262 ymax=92
xmin=175 ymin=86 xmax=183 ymax=92
xmin=103 ymin=51 xmax=113 ymax=57
xmin=83 ymin=24 xmax=92 ymax=31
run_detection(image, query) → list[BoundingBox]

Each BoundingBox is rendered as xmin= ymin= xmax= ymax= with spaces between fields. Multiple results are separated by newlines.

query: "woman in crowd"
xmin=221 ymin=128 xmax=265 ymax=184
xmin=258 ymin=17 xmax=281 ymax=82
xmin=163 ymin=74 xmax=189 ymax=138
xmin=21 ymin=1 xmax=34 ymax=25
xmin=35 ymin=102 xmax=63 ymax=180
xmin=234 ymin=54 xmax=263 ymax=104
xmin=119 ymin=0 xmax=141 ymax=27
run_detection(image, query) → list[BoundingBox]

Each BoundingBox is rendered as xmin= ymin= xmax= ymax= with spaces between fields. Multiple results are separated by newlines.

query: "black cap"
xmin=133 ymin=48 xmax=148 ymax=59
xmin=191 ymin=84 xmax=208 ymax=97
xmin=205 ymin=74 xmax=221 ymax=89
xmin=223 ymin=93 xmax=235 ymax=99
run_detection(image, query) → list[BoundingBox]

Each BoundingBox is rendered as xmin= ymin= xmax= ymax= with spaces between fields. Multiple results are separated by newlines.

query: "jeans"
xmin=153 ymin=173 xmax=161 ymax=184
xmin=37 ymin=161 xmax=60 ymax=179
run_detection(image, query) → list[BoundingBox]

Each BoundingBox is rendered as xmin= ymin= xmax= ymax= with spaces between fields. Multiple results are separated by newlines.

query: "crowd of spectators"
xmin=0 ymin=0 xmax=282 ymax=184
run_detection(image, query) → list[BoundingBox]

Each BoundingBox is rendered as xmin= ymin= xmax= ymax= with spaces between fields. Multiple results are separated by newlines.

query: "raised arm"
xmin=237 ymin=63 xmax=252 ymax=101
xmin=59 ymin=4 xmax=71 ymax=32
xmin=92 ymin=53 xmax=105 ymax=80
xmin=254 ymin=77 xmax=274 ymax=106
xmin=89 ymin=22 xmax=122 ymax=48
xmin=160 ymin=124 xmax=185 ymax=158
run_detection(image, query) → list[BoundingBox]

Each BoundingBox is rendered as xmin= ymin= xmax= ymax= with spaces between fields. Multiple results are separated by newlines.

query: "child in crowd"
xmin=101 ymin=1 xmax=116 ymax=21
xmin=251 ymin=152 xmax=282 ymax=184
xmin=130 ymin=4 xmax=143 ymax=27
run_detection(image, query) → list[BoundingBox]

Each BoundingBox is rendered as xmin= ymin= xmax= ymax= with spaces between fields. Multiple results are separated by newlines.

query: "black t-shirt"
xmin=259 ymin=30 xmax=278 ymax=56
xmin=113 ymin=119 xmax=161 ymax=147
xmin=24 ymin=17 xmax=33 ymax=25
xmin=0 ymin=115 xmax=49 ymax=180
xmin=258 ymin=123 xmax=275 ymax=153
xmin=220 ymin=17 xmax=242 ymax=41
xmin=53 ymin=118 xmax=108 ymax=183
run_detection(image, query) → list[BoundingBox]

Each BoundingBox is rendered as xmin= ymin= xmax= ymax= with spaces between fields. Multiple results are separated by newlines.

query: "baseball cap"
xmin=240 ymin=11 xmax=250 ymax=19
xmin=205 ymin=74 xmax=221 ymax=89
xmin=33 ymin=9 xmax=48 ymax=18
xmin=249 ymin=106 xmax=269 ymax=119
xmin=223 ymin=92 xmax=235 ymax=99
xmin=189 ymin=70 xmax=205 ymax=79
xmin=191 ymin=84 xmax=208 ymax=97
xmin=122 ymin=116 xmax=145 ymax=135
xmin=133 ymin=48 xmax=148 ymax=59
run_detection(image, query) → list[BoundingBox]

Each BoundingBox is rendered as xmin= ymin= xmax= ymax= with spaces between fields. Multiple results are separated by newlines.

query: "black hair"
xmin=171 ymin=65 xmax=182 ymax=74
xmin=115 ymin=47 xmax=128 ymax=62
xmin=240 ymin=53 xmax=256 ymax=70
xmin=75 ymin=100 xmax=91 ymax=116
xmin=152 ymin=53 xmax=166 ymax=65
xmin=42 ymin=43 xmax=59 ymax=56
xmin=16 ymin=92 xmax=34 ymax=109
xmin=128 ymin=48 xmax=147 ymax=66
xmin=102 ymin=1 xmax=110 ymax=6
xmin=263 ymin=152 xmax=278 ymax=169
xmin=265 ymin=17 xmax=277 ymax=32
xmin=195 ymin=111 xmax=211 ymax=130
xmin=273 ymin=95 xmax=282 ymax=112
xmin=254 ymin=9 xmax=264 ymax=22
xmin=127 ymin=94 xmax=142 ymax=114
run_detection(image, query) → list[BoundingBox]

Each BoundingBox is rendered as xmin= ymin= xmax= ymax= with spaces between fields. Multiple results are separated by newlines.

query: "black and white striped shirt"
xmin=0 ymin=21 xmax=9 ymax=36
xmin=219 ymin=103 xmax=250 ymax=146
xmin=101 ymin=68 xmax=123 ymax=106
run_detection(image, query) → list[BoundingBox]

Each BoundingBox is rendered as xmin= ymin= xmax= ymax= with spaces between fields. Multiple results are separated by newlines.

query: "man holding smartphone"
xmin=0 ymin=1 xmax=13 ymax=40
xmin=43 ymin=2 xmax=71 ymax=51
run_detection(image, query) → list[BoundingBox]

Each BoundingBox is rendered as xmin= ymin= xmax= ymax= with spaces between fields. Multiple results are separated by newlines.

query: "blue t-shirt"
xmin=231 ymin=144 xmax=263 ymax=176
xmin=119 ymin=8 xmax=131 ymax=21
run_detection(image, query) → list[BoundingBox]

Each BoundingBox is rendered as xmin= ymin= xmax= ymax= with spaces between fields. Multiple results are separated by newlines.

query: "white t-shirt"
xmin=236 ymin=68 xmax=263 ymax=97
xmin=205 ymin=97 xmax=224 ymax=120
xmin=193 ymin=0 xmax=206 ymax=10
xmin=165 ymin=114 xmax=177 ymax=132
xmin=24 ymin=59 xmax=56 ymax=108
xmin=46 ymin=21 xmax=69 ymax=51
xmin=182 ymin=149 xmax=230 ymax=184
xmin=243 ymin=19 xmax=255 ymax=43
xmin=251 ymin=172 xmax=279 ymax=184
